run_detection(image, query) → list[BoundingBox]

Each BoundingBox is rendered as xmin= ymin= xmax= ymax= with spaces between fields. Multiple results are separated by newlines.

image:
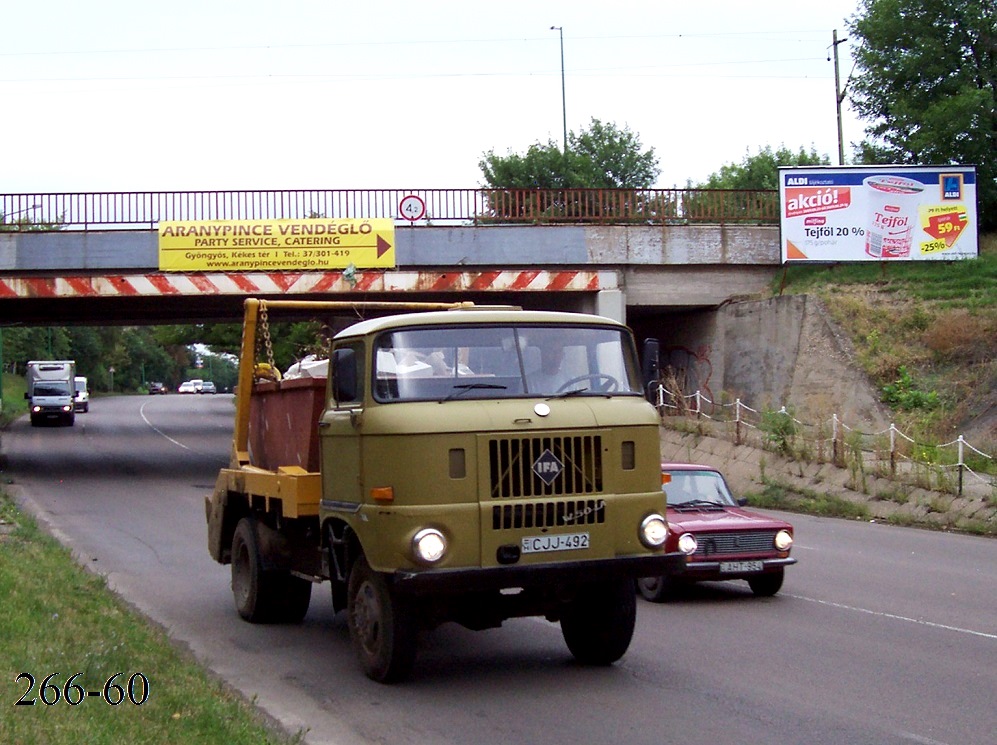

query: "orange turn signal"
xmin=370 ymin=486 xmax=395 ymax=502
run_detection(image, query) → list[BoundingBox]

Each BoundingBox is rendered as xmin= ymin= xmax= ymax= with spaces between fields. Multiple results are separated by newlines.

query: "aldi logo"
xmin=532 ymin=449 xmax=564 ymax=485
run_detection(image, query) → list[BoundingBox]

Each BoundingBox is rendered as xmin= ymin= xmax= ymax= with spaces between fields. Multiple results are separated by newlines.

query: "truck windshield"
xmin=373 ymin=324 xmax=642 ymax=402
xmin=35 ymin=382 xmax=71 ymax=396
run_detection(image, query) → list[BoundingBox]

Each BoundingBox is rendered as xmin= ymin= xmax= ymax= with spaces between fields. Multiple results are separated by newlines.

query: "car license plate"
xmin=521 ymin=532 xmax=590 ymax=554
xmin=720 ymin=560 xmax=763 ymax=573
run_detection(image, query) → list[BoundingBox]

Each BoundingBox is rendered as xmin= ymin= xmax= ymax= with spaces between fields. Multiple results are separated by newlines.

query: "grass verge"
xmin=0 ymin=491 xmax=300 ymax=745
xmin=746 ymin=479 xmax=872 ymax=520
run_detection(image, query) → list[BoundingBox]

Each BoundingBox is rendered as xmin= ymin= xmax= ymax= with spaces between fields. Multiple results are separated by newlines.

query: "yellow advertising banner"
xmin=158 ymin=218 xmax=396 ymax=271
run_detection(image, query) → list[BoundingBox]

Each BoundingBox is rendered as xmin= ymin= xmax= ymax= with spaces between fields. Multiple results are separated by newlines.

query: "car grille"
xmin=492 ymin=499 xmax=606 ymax=530
xmin=693 ymin=531 xmax=776 ymax=556
xmin=488 ymin=435 xmax=603 ymax=499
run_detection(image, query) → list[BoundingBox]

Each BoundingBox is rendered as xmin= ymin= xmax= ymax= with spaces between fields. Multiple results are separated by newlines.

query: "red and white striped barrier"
xmin=0 ymin=270 xmax=612 ymax=299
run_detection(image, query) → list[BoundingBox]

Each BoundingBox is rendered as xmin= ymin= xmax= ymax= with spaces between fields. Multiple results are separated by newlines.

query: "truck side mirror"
xmin=332 ymin=348 xmax=358 ymax=402
xmin=641 ymin=338 xmax=660 ymax=403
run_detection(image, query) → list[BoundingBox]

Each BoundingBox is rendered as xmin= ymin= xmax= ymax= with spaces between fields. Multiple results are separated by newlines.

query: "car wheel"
xmin=560 ymin=578 xmax=636 ymax=665
xmin=747 ymin=568 xmax=784 ymax=597
xmin=347 ymin=554 xmax=417 ymax=683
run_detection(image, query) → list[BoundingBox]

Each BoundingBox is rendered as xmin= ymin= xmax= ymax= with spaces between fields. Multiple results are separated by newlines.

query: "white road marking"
xmin=786 ymin=593 xmax=997 ymax=640
xmin=139 ymin=401 xmax=191 ymax=450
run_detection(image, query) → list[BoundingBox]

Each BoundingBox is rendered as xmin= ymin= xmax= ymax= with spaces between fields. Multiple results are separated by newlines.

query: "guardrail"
xmin=0 ymin=188 xmax=780 ymax=231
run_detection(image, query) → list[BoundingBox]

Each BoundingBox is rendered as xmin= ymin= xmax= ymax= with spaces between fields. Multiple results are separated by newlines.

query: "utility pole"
xmin=831 ymin=29 xmax=848 ymax=165
xmin=551 ymin=25 xmax=567 ymax=154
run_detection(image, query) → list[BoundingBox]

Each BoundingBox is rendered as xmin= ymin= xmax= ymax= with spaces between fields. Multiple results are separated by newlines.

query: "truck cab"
xmin=207 ymin=300 xmax=681 ymax=682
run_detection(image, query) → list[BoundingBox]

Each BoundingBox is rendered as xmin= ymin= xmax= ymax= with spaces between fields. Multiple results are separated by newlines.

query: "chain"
xmin=259 ymin=302 xmax=276 ymax=371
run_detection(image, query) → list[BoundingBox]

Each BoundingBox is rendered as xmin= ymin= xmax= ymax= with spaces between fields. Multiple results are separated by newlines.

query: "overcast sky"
xmin=2 ymin=0 xmax=864 ymax=194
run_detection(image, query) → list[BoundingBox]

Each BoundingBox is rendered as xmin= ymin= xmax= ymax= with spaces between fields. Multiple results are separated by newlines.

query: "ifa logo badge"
xmin=532 ymin=449 xmax=564 ymax=485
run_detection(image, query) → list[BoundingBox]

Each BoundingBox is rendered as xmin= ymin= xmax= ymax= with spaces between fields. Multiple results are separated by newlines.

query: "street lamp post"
xmin=550 ymin=25 xmax=567 ymax=154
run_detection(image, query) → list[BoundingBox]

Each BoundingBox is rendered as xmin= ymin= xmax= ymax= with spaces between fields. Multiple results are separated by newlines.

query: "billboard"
xmin=779 ymin=165 xmax=978 ymax=263
xmin=158 ymin=218 xmax=396 ymax=272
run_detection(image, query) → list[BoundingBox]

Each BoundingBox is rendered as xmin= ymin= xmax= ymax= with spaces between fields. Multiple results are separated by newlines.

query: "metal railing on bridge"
xmin=1 ymin=188 xmax=779 ymax=232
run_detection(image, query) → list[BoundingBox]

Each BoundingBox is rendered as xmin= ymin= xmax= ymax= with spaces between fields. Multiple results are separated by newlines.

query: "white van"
xmin=74 ymin=376 xmax=89 ymax=413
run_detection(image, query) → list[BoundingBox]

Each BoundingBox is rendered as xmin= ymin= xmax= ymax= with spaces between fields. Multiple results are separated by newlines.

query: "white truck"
xmin=73 ymin=376 xmax=90 ymax=412
xmin=26 ymin=360 xmax=76 ymax=426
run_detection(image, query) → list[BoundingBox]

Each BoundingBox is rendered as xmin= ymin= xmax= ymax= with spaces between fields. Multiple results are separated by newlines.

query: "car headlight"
xmin=412 ymin=528 xmax=447 ymax=565
xmin=774 ymin=529 xmax=793 ymax=551
xmin=677 ymin=532 xmax=698 ymax=555
xmin=639 ymin=513 xmax=668 ymax=548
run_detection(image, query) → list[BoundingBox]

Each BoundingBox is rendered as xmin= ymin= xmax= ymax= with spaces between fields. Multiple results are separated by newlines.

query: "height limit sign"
xmin=398 ymin=195 xmax=426 ymax=222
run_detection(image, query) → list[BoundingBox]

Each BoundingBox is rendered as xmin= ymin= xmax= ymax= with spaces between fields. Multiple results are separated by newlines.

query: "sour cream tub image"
xmin=864 ymin=175 xmax=924 ymax=258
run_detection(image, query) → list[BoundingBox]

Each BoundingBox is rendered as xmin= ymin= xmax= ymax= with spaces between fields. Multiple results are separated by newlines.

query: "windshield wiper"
xmin=548 ymin=387 xmax=589 ymax=399
xmin=673 ymin=499 xmax=725 ymax=510
xmin=441 ymin=383 xmax=508 ymax=402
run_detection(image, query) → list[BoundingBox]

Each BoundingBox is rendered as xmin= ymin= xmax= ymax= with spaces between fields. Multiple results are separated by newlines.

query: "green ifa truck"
xmin=207 ymin=298 xmax=681 ymax=682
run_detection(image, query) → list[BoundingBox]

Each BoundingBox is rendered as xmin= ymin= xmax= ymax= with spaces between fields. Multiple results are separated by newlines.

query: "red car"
xmin=637 ymin=463 xmax=796 ymax=601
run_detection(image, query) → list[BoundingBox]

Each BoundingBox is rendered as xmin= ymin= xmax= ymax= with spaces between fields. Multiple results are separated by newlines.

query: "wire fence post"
xmin=890 ymin=423 xmax=897 ymax=476
xmin=832 ymin=413 xmax=840 ymax=467
xmin=735 ymin=398 xmax=742 ymax=445
xmin=957 ymin=435 xmax=965 ymax=496
xmin=694 ymin=390 xmax=702 ymax=419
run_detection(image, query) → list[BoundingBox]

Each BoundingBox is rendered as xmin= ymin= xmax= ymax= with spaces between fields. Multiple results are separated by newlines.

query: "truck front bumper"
xmin=389 ymin=552 xmax=687 ymax=595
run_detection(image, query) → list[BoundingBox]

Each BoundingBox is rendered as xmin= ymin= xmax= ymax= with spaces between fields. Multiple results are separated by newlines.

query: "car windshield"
xmin=35 ymin=382 xmax=71 ymax=396
xmin=663 ymin=470 xmax=737 ymax=507
xmin=372 ymin=324 xmax=641 ymax=402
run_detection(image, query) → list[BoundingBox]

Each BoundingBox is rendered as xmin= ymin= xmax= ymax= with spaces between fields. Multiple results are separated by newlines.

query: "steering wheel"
xmin=556 ymin=373 xmax=619 ymax=394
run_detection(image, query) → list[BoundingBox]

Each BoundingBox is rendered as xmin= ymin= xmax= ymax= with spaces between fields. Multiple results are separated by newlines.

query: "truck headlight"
xmin=639 ymin=514 xmax=668 ymax=548
xmin=774 ymin=529 xmax=793 ymax=551
xmin=412 ymin=528 xmax=447 ymax=565
xmin=677 ymin=532 xmax=698 ymax=555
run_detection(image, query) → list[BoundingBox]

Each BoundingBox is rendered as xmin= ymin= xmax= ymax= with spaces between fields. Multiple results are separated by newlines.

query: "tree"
xmin=478 ymin=118 xmax=659 ymax=221
xmin=480 ymin=118 xmax=659 ymax=190
xmin=687 ymin=145 xmax=830 ymax=222
xmin=847 ymin=0 xmax=997 ymax=229
xmin=697 ymin=145 xmax=830 ymax=191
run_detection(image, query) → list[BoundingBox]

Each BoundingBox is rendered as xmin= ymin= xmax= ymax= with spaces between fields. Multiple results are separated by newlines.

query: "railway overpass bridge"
xmin=1 ymin=187 xmax=782 ymax=331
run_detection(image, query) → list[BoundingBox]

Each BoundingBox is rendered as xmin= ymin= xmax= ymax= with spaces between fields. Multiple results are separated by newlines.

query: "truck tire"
xmin=347 ymin=554 xmax=416 ymax=683
xmin=560 ymin=578 xmax=636 ymax=666
xmin=231 ymin=518 xmax=311 ymax=623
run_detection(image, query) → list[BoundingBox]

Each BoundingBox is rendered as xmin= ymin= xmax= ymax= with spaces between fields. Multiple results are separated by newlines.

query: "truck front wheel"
xmin=231 ymin=518 xmax=311 ymax=623
xmin=560 ymin=579 xmax=636 ymax=666
xmin=347 ymin=554 xmax=416 ymax=683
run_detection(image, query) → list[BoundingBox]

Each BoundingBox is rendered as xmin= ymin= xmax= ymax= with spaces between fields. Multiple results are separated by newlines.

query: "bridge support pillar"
xmin=596 ymin=288 xmax=625 ymax=324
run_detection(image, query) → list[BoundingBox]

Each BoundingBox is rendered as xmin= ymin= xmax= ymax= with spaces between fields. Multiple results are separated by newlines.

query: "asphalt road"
xmin=3 ymin=394 xmax=995 ymax=745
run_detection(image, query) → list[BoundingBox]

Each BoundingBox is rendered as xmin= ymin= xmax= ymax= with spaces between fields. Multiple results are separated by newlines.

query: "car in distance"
xmin=148 ymin=381 xmax=167 ymax=394
xmin=178 ymin=381 xmax=198 ymax=394
xmin=637 ymin=463 xmax=796 ymax=601
xmin=200 ymin=381 xmax=217 ymax=394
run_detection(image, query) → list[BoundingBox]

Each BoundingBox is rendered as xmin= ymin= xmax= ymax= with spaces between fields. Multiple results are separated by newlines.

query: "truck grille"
xmin=492 ymin=499 xmax=606 ymax=530
xmin=488 ymin=435 xmax=603 ymax=499
xmin=694 ymin=531 xmax=776 ymax=556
